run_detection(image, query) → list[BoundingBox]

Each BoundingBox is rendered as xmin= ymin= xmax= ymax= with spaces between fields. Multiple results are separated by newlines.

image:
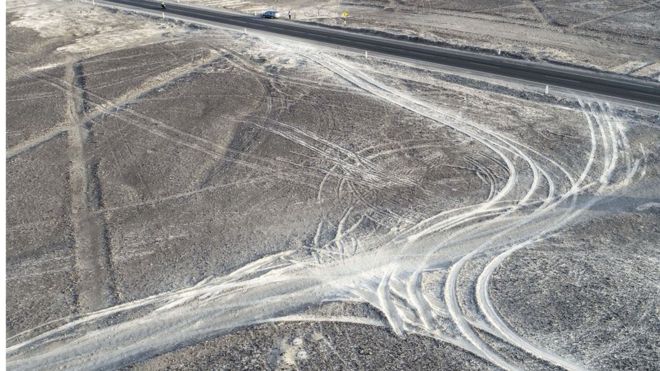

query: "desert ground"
xmin=5 ymin=0 xmax=660 ymax=370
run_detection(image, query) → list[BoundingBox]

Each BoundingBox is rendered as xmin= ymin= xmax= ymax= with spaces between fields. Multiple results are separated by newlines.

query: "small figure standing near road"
xmin=288 ymin=10 xmax=292 ymax=20
xmin=161 ymin=0 xmax=166 ymax=9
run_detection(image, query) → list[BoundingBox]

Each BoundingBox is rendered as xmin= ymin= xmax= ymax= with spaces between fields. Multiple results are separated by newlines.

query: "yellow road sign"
xmin=341 ymin=10 xmax=349 ymax=18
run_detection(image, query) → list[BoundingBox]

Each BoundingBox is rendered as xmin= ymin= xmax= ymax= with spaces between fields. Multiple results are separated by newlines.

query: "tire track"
xmin=7 ymin=51 xmax=646 ymax=370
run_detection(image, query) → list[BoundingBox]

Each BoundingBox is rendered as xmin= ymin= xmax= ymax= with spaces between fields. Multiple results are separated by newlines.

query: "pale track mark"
xmin=326 ymin=55 xmax=597 ymax=368
xmin=7 ymin=268 xmax=72 ymax=282
xmin=7 ymin=51 xmax=217 ymax=163
xmin=474 ymin=98 xmax=639 ymax=371
xmin=7 ymin=92 xmax=62 ymax=101
xmin=61 ymin=67 xmax=332 ymax=190
xmin=522 ymin=0 xmax=552 ymax=26
xmin=88 ymin=59 xmax=196 ymax=91
xmin=84 ymin=109 xmax=324 ymax=190
xmin=571 ymin=1 xmax=660 ymax=29
xmin=7 ymin=46 xmax=648 ymax=370
xmin=93 ymin=176 xmax=272 ymax=214
xmin=7 ymin=253 xmax=70 ymax=271
xmin=469 ymin=3 xmax=530 ymax=15
xmin=6 ymin=126 xmax=68 ymax=159
xmin=312 ymin=56 xmax=532 ymax=364
xmin=65 ymin=54 xmax=422 ymax=214
xmin=79 ymin=50 xmax=220 ymax=123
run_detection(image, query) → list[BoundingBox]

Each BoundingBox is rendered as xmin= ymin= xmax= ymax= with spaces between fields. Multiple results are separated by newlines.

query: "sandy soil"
xmin=6 ymin=0 xmax=660 ymax=369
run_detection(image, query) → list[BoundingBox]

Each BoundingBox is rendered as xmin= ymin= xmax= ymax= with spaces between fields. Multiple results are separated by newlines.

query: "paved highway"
xmin=104 ymin=0 xmax=660 ymax=106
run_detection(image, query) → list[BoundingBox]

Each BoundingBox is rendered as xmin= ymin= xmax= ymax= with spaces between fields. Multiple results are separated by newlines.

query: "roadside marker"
xmin=545 ymin=85 xmax=549 ymax=94
xmin=365 ymin=51 xmax=368 ymax=59
xmin=162 ymin=11 xmax=165 ymax=20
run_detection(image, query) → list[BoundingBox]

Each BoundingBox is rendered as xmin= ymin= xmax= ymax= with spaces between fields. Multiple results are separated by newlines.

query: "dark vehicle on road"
xmin=262 ymin=10 xmax=280 ymax=19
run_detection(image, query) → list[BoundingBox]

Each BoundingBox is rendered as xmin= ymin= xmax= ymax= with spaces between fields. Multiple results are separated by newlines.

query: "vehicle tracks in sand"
xmin=7 ymin=50 xmax=648 ymax=370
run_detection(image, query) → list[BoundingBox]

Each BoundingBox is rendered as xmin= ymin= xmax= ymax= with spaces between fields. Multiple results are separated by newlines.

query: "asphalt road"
xmin=104 ymin=0 xmax=660 ymax=106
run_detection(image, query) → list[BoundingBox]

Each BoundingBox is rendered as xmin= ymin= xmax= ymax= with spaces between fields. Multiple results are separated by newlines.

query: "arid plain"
xmin=6 ymin=0 xmax=660 ymax=369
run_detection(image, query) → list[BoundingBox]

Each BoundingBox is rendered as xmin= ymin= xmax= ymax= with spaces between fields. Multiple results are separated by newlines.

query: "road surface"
xmin=99 ymin=0 xmax=660 ymax=106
